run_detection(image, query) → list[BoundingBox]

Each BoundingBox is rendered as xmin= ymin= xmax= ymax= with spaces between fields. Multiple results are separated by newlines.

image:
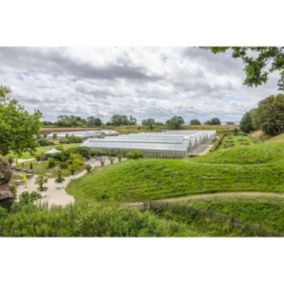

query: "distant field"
xmin=41 ymin=124 xmax=238 ymax=135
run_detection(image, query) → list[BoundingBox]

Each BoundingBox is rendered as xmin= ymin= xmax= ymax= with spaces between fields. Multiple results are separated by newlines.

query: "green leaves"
xmin=206 ymin=47 xmax=284 ymax=91
xmin=0 ymin=86 xmax=42 ymax=155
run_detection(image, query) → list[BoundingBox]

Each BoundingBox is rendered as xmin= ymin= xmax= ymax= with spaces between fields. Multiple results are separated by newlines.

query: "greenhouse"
xmin=82 ymin=130 xmax=216 ymax=158
xmin=47 ymin=129 xmax=119 ymax=140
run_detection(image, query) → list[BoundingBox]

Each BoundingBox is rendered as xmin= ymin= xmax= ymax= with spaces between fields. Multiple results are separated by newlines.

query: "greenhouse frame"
xmin=82 ymin=130 xmax=217 ymax=158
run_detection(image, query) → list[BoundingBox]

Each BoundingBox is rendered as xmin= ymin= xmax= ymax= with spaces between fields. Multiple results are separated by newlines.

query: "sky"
xmin=0 ymin=47 xmax=280 ymax=124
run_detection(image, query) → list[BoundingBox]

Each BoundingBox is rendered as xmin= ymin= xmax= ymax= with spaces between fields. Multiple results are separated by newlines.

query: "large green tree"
xmin=207 ymin=47 xmax=284 ymax=91
xmin=258 ymin=94 xmax=284 ymax=135
xmin=240 ymin=112 xmax=254 ymax=133
xmin=190 ymin=119 xmax=201 ymax=125
xmin=166 ymin=116 xmax=185 ymax=129
xmin=142 ymin=118 xmax=156 ymax=130
xmin=0 ymin=87 xmax=42 ymax=155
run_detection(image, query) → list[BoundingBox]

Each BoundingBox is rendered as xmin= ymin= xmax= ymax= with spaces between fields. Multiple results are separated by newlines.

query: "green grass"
xmin=148 ymin=197 xmax=284 ymax=236
xmin=8 ymin=143 xmax=81 ymax=159
xmin=196 ymin=142 xmax=284 ymax=164
xmin=67 ymin=149 xmax=284 ymax=203
xmin=266 ymin=133 xmax=284 ymax=143
xmin=219 ymin=135 xmax=253 ymax=149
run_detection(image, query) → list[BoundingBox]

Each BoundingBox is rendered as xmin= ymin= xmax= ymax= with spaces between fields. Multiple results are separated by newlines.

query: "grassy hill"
xmin=196 ymin=142 xmax=284 ymax=164
xmin=67 ymin=142 xmax=284 ymax=203
xmin=266 ymin=133 xmax=284 ymax=143
xmin=148 ymin=197 xmax=284 ymax=236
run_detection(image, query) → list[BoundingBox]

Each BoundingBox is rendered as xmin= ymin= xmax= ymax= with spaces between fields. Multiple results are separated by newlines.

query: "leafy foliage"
xmin=207 ymin=47 xmax=284 ymax=90
xmin=166 ymin=116 xmax=185 ymax=129
xmin=0 ymin=86 xmax=41 ymax=155
xmin=190 ymin=119 xmax=201 ymax=126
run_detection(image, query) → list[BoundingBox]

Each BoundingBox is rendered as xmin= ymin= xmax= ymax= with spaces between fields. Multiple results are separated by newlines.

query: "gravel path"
xmin=16 ymin=157 xmax=124 ymax=208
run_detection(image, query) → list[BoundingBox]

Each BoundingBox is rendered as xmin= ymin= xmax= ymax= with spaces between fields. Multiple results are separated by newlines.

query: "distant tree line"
xmin=43 ymin=114 xmax=223 ymax=129
xmin=240 ymin=93 xmax=284 ymax=136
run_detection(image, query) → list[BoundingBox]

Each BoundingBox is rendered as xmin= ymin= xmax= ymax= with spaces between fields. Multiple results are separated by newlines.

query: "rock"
xmin=0 ymin=155 xmax=13 ymax=208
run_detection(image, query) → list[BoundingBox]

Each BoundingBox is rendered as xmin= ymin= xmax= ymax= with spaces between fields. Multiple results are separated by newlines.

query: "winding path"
xmin=16 ymin=157 xmax=124 ymax=208
xmin=128 ymin=191 xmax=284 ymax=208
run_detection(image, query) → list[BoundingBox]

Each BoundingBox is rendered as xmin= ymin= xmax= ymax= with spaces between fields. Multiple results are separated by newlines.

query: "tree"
xmin=210 ymin=117 xmax=221 ymax=125
xmin=0 ymin=87 xmax=42 ymax=155
xmin=142 ymin=118 xmax=156 ymax=130
xmin=35 ymin=175 xmax=48 ymax=192
xmin=87 ymin=116 xmax=103 ymax=127
xmin=190 ymin=119 xmax=201 ymax=126
xmin=240 ymin=112 xmax=254 ymax=133
xmin=166 ymin=116 xmax=185 ymax=129
xmin=68 ymin=153 xmax=84 ymax=175
xmin=110 ymin=115 xmax=129 ymax=126
xmin=257 ymin=94 xmax=284 ymax=135
xmin=56 ymin=115 xmax=87 ymax=127
xmin=206 ymin=47 xmax=284 ymax=91
xmin=129 ymin=115 xmax=137 ymax=125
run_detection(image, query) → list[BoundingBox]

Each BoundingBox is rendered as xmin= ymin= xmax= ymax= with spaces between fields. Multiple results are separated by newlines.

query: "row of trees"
xmin=44 ymin=114 xmax=223 ymax=128
xmin=240 ymin=93 xmax=284 ymax=135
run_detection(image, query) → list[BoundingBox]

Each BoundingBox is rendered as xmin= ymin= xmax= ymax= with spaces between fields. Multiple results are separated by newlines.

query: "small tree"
xmin=166 ymin=116 xmax=185 ymax=129
xmin=68 ymin=153 xmax=84 ymax=175
xmin=190 ymin=119 xmax=201 ymax=126
xmin=29 ymin=161 xmax=33 ymax=171
xmin=35 ymin=175 xmax=48 ymax=192
xmin=55 ymin=169 xmax=65 ymax=183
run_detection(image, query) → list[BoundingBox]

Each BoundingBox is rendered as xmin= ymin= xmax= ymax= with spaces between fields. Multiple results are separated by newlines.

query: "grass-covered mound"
xmin=66 ymin=157 xmax=284 ymax=202
xmin=149 ymin=197 xmax=284 ymax=236
xmin=195 ymin=142 xmax=284 ymax=164
xmin=0 ymin=202 xmax=193 ymax=237
xmin=266 ymin=133 xmax=284 ymax=144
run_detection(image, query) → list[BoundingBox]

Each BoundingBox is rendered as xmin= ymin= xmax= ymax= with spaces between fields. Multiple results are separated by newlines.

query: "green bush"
xmin=47 ymin=158 xmax=57 ymax=169
xmin=126 ymin=150 xmax=144 ymax=159
xmin=38 ymin=138 xmax=54 ymax=146
xmin=74 ymin=147 xmax=91 ymax=159
xmin=0 ymin=202 xmax=191 ymax=237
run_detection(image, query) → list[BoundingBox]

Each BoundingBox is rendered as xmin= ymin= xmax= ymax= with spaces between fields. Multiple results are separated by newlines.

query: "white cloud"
xmin=0 ymin=47 xmax=279 ymax=123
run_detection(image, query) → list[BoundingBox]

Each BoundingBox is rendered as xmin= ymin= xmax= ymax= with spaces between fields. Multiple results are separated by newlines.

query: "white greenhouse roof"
xmin=82 ymin=130 xmax=216 ymax=154
xmin=45 ymin=148 xmax=62 ymax=154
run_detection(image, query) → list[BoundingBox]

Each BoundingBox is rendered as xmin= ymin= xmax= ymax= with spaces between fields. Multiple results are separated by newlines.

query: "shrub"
xmin=55 ymin=170 xmax=65 ymax=183
xmin=38 ymin=138 xmax=54 ymax=146
xmin=126 ymin=150 xmax=144 ymax=159
xmin=47 ymin=158 xmax=57 ymax=168
xmin=74 ymin=147 xmax=91 ymax=159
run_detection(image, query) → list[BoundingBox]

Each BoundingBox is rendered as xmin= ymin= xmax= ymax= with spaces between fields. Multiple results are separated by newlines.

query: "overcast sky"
xmin=0 ymin=47 xmax=279 ymax=123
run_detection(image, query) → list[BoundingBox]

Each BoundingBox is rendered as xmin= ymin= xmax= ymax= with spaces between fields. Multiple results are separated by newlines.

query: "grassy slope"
xmin=67 ymin=143 xmax=284 ymax=202
xmin=266 ymin=133 xmax=284 ymax=143
xmin=149 ymin=197 xmax=284 ymax=236
xmin=196 ymin=142 xmax=284 ymax=164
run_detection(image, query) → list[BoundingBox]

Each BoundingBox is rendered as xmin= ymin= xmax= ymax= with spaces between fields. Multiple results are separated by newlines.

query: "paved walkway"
xmin=16 ymin=157 xmax=124 ymax=208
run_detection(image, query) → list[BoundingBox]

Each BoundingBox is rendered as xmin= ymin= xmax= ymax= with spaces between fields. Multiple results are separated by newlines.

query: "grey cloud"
xmin=0 ymin=47 xmax=162 ymax=82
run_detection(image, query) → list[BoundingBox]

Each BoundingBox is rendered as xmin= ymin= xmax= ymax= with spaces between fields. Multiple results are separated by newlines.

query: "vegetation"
xmin=205 ymin=117 xmax=221 ymax=125
xmin=148 ymin=197 xmax=284 ymax=236
xmin=190 ymin=119 xmax=201 ymax=126
xmin=207 ymin=47 xmax=284 ymax=91
xmin=142 ymin=118 xmax=156 ymax=130
xmin=35 ymin=176 xmax=48 ymax=191
xmin=67 ymin=144 xmax=284 ymax=203
xmin=166 ymin=116 xmax=185 ymax=129
xmin=0 ymin=86 xmax=41 ymax=155
xmin=0 ymin=202 xmax=192 ymax=237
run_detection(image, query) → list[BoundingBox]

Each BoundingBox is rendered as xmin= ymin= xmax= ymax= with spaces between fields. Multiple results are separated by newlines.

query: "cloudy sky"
xmin=0 ymin=47 xmax=279 ymax=123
